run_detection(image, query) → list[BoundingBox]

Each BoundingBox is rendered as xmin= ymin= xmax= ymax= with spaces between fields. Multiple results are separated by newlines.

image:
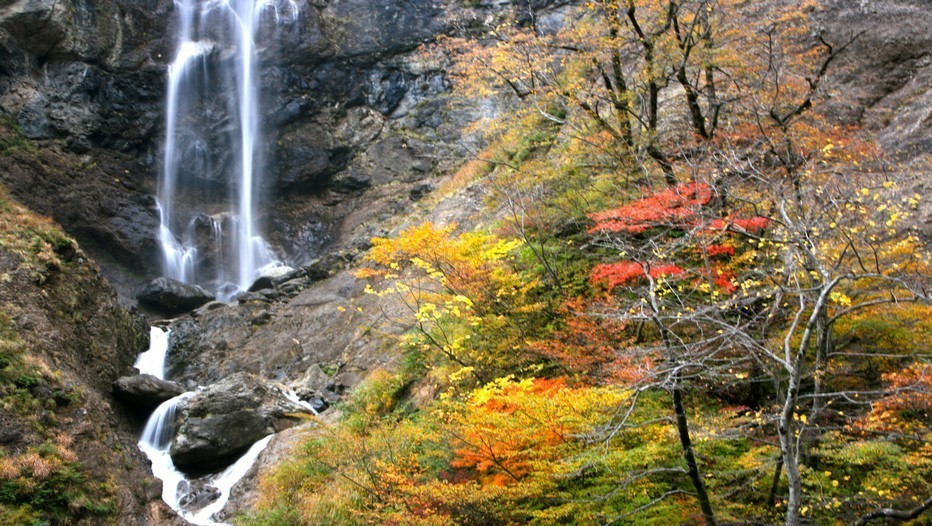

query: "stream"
xmin=134 ymin=327 xmax=274 ymax=525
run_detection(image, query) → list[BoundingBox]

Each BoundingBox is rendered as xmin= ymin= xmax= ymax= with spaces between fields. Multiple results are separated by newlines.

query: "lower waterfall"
xmin=136 ymin=327 xmax=273 ymax=525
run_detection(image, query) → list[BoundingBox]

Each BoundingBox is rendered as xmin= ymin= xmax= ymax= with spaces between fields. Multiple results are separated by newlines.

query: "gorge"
xmin=0 ymin=0 xmax=930 ymax=524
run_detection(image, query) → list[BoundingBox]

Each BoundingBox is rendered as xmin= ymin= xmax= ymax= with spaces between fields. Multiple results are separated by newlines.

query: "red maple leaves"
xmin=588 ymin=182 xmax=713 ymax=234
xmin=588 ymin=182 xmax=764 ymax=294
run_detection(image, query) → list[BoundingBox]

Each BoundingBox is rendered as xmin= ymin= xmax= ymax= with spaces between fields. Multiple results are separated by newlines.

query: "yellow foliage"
xmin=360 ymin=222 xmax=544 ymax=382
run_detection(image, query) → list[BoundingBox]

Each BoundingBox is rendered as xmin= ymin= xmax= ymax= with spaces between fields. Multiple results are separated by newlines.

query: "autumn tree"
xmin=587 ymin=162 xmax=928 ymax=526
xmin=359 ymin=222 xmax=547 ymax=384
xmin=249 ymin=3 xmax=929 ymax=526
xmin=440 ymin=0 xmax=787 ymax=187
xmin=585 ymin=180 xmax=775 ymax=525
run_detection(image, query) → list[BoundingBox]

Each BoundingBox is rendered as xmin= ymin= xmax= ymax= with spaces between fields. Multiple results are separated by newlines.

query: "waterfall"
xmin=136 ymin=330 xmax=273 ymax=525
xmin=184 ymin=435 xmax=274 ymax=524
xmin=134 ymin=326 xmax=171 ymax=379
xmin=158 ymin=0 xmax=297 ymax=299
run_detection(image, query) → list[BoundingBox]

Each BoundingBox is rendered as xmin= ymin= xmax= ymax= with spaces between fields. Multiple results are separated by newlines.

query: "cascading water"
xmin=145 ymin=2 xmax=300 ymax=519
xmin=158 ymin=0 xmax=298 ymax=300
xmin=134 ymin=326 xmax=172 ymax=379
xmin=136 ymin=328 xmax=275 ymax=525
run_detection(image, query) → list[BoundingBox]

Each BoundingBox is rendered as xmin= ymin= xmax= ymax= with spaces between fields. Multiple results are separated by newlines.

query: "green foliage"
xmin=338 ymin=368 xmax=412 ymax=433
xmin=0 ymin=502 xmax=43 ymax=526
xmin=0 ymin=118 xmax=39 ymax=157
xmin=0 ymin=185 xmax=76 ymax=283
xmin=0 ymin=312 xmax=42 ymax=417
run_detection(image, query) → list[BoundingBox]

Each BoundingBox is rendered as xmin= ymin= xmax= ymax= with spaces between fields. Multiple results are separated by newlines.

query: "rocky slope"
xmin=0 ymin=187 xmax=180 ymax=524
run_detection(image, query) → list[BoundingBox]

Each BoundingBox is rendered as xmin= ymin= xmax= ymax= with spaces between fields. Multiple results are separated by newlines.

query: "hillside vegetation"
xmin=0 ymin=182 xmax=154 ymax=525
xmin=242 ymin=1 xmax=930 ymax=525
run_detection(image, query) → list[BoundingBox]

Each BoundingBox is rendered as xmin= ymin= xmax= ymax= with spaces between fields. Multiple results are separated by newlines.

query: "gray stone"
xmin=177 ymin=480 xmax=221 ymax=511
xmin=137 ymin=278 xmax=214 ymax=315
xmin=410 ymin=181 xmax=435 ymax=201
xmin=144 ymin=478 xmax=164 ymax=501
xmin=290 ymin=364 xmax=331 ymax=395
xmin=113 ymin=374 xmax=185 ymax=410
xmin=248 ymin=265 xmax=297 ymax=292
xmin=169 ymin=373 xmax=311 ymax=472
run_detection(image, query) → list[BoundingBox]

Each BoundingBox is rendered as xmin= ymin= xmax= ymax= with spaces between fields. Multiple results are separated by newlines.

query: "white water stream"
xmin=144 ymin=1 xmax=301 ymax=518
xmin=134 ymin=326 xmax=172 ymax=379
xmin=136 ymin=327 xmax=273 ymax=525
xmin=159 ymin=0 xmax=297 ymax=300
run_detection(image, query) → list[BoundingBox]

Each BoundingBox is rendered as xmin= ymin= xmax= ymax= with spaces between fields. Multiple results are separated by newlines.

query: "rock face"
xmin=137 ymin=277 xmax=214 ymax=315
xmin=816 ymin=0 xmax=932 ymax=157
xmin=170 ymin=372 xmax=311 ymax=472
xmin=0 ymin=194 xmax=166 ymax=524
xmin=0 ymin=0 xmax=506 ymax=302
xmin=113 ymin=374 xmax=185 ymax=410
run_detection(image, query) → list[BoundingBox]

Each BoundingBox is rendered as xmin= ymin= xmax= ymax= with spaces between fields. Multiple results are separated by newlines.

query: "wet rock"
xmin=290 ymin=364 xmax=331 ymax=395
xmin=137 ymin=277 xmax=214 ymax=315
xmin=248 ymin=265 xmax=297 ymax=292
xmin=247 ymin=276 xmax=275 ymax=292
xmin=170 ymin=372 xmax=311 ymax=473
xmin=289 ymin=365 xmax=336 ymax=413
xmin=305 ymin=396 xmax=330 ymax=413
xmin=177 ymin=479 xmax=221 ymax=511
xmin=214 ymin=423 xmax=318 ymax=522
xmin=113 ymin=374 xmax=185 ymax=411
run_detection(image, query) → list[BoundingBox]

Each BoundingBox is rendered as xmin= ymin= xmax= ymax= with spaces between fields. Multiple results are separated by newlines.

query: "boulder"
xmin=137 ymin=277 xmax=214 ymax=315
xmin=289 ymin=364 xmax=331 ymax=400
xmin=409 ymin=181 xmax=435 ymax=201
xmin=170 ymin=372 xmax=311 ymax=473
xmin=304 ymin=396 xmax=330 ymax=414
xmin=177 ymin=479 xmax=221 ymax=511
xmin=304 ymin=253 xmax=346 ymax=282
xmin=248 ymin=265 xmax=298 ymax=292
xmin=113 ymin=374 xmax=185 ymax=410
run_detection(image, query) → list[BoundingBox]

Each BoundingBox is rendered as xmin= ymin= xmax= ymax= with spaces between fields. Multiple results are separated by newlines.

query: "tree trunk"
xmin=779 ymin=369 xmax=803 ymax=526
xmin=801 ymin=310 xmax=831 ymax=466
xmin=672 ymin=380 xmax=717 ymax=525
xmin=766 ymin=457 xmax=784 ymax=508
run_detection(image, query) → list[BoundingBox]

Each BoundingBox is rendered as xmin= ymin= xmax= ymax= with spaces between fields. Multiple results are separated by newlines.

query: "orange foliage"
xmin=444 ymin=377 xmax=623 ymax=487
xmin=706 ymin=216 xmax=770 ymax=234
xmin=711 ymin=268 xmax=738 ymax=294
xmin=588 ymin=182 xmax=713 ymax=234
xmin=703 ymin=244 xmax=735 ymax=258
xmin=590 ymin=261 xmax=686 ymax=289
xmin=854 ymin=364 xmax=931 ymax=434
xmin=530 ymin=298 xmax=646 ymax=382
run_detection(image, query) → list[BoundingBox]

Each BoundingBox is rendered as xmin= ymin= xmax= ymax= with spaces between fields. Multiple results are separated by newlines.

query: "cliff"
xmin=0 ymin=185 xmax=180 ymax=524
